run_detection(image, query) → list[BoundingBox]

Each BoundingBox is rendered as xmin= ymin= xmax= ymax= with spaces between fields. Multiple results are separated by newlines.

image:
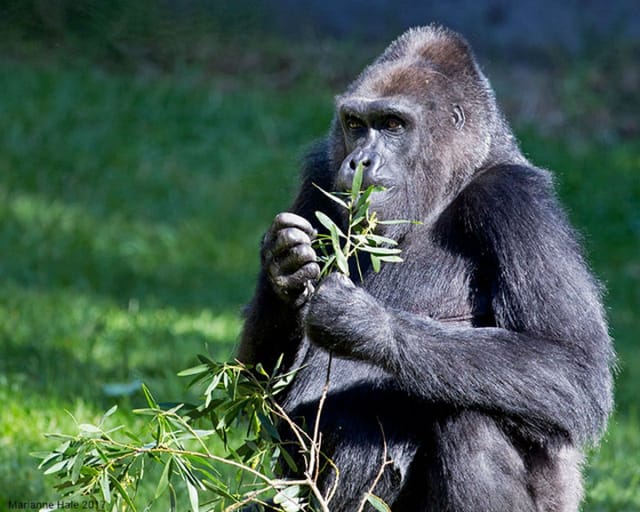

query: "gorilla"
xmin=237 ymin=25 xmax=614 ymax=511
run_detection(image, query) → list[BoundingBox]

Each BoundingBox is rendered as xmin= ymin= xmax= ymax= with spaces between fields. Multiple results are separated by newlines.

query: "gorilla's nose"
xmin=349 ymin=149 xmax=382 ymax=172
xmin=338 ymin=149 xmax=384 ymax=191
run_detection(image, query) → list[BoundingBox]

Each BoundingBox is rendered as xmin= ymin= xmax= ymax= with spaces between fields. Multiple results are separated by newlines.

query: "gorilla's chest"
xmin=364 ymin=239 xmax=488 ymax=324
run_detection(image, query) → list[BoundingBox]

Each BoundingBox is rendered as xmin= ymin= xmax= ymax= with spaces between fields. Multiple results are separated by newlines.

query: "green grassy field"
xmin=0 ymin=38 xmax=638 ymax=510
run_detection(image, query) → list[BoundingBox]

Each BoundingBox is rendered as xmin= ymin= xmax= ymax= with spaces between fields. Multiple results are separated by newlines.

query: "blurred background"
xmin=0 ymin=1 xmax=638 ymax=509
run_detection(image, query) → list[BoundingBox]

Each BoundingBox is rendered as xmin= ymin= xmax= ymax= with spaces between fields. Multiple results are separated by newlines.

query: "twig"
xmin=308 ymin=352 xmax=332 ymax=478
xmin=355 ymin=418 xmax=394 ymax=512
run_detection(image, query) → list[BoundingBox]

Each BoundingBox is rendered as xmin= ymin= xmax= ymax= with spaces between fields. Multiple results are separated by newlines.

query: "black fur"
xmin=237 ymin=25 xmax=614 ymax=511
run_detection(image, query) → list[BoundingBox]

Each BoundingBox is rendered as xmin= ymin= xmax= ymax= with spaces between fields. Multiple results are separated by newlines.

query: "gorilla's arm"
xmin=237 ymin=271 xmax=306 ymax=370
xmin=305 ymin=166 xmax=614 ymax=443
xmin=237 ymin=143 xmax=335 ymax=370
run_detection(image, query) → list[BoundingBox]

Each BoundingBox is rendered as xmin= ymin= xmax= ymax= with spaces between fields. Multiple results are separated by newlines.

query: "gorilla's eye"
xmin=383 ymin=116 xmax=404 ymax=132
xmin=345 ymin=116 xmax=365 ymax=131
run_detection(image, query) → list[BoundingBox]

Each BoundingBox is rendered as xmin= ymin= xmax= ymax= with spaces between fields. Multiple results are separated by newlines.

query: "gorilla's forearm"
xmin=237 ymin=272 xmax=305 ymax=370
xmin=387 ymin=316 xmax=610 ymax=443
xmin=305 ymin=275 xmax=612 ymax=443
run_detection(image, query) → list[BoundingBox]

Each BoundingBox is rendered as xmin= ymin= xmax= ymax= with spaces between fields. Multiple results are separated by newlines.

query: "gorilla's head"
xmin=327 ymin=26 xmax=512 ymax=231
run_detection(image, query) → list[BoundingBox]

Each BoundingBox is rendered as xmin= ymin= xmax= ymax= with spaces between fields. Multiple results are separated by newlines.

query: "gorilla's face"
xmin=332 ymin=86 xmax=468 ymax=233
xmin=328 ymin=27 xmax=499 ymax=236
xmin=334 ymin=95 xmax=421 ymax=220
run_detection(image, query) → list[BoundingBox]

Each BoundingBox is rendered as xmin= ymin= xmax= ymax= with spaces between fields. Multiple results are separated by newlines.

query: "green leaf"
xmin=123 ymin=430 xmax=143 ymax=444
xmin=196 ymin=354 xmax=217 ymax=366
xmin=272 ymin=352 xmax=285 ymax=373
xmin=109 ymin=476 xmax=137 ymax=511
xmin=315 ymin=211 xmax=345 ymax=238
xmin=174 ymin=456 xmax=203 ymax=491
xmin=256 ymin=411 xmax=280 ymax=441
xmin=352 ymin=199 xmax=372 ymax=225
xmin=335 ymin=246 xmax=349 ymax=275
xmin=313 ymin=183 xmax=349 ymax=209
xmin=357 ymin=246 xmax=402 ymax=255
xmin=353 ymin=184 xmax=375 ymax=211
xmin=186 ymin=480 xmax=199 ymax=512
xmin=378 ymin=255 xmax=404 ymax=263
xmin=100 ymin=470 xmax=111 ymax=503
xmin=103 ymin=404 xmax=118 ymax=419
xmin=43 ymin=434 xmax=74 ymax=444
xmin=55 ymin=440 xmax=72 ymax=453
xmin=177 ymin=364 xmax=209 ymax=377
xmin=204 ymin=372 xmax=224 ymax=407
xmin=362 ymin=234 xmax=398 ymax=246
xmin=155 ymin=458 xmax=173 ymax=500
xmin=79 ymin=423 xmax=102 ymax=434
xmin=350 ymin=212 xmax=367 ymax=228
xmin=36 ymin=451 xmax=61 ymax=469
xmin=314 ymin=236 xmax=332 ymax=258
xmin=132 ymin=407 xmax=160 ymax=416
xmin=353 ymin=184 xmax=385 ymax=219
xmin=271 ymin=367 xmax=298 ymax=393
xmin=370 ymin=254 xmax=381 ymax=272
xmin=279 ymin=446 xmax=299 ymax=473
xmin=163 ymin=403 xmax=185 ymax=415
xmin=70 ymin=445 xmax=86 ymax=484
xmin=43 ymin=459 xmax=68 ymax=475
xmin=319 ymin=254 xmax=336 ymax=277
xmin=169 ymin=483 xmax=177 ymax=512
xmin=255 ymin=362 xmax=269 ymax=377
xmin=365 ymin=493 xmax=392 ymax=512
xmin=329 ymin=222 xmax=341 ymax=252
xmin=350 ymin=162 xmax=365 ymax=204
xmin=274 ymin=485 xmax=303 ymax=512
xmin=377 ymin=218 xmax=422 ymax=225
xmin=141 ymin=383 xmax=159 ymax=408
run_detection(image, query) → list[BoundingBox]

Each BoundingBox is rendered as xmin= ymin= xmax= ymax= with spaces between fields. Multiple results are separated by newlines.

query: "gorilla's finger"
xmin=272 ymin=212 xmax=317 ymax=238
xmin=288 ymin=261 xmax=321 ymax=285
xmin=279 ymin=244 xmax=317 ymax=274
xmin=273 ymin=228 xmax=312 ymax=255
xmin=271 ymin=262 xmax=320 ymax=293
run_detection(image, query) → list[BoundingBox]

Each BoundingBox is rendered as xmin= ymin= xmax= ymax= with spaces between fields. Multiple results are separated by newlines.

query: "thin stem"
xmin=355 ymin=419 xmax=394 ymax=512
xmin=308 ymin=352 xmax=332 ymax=482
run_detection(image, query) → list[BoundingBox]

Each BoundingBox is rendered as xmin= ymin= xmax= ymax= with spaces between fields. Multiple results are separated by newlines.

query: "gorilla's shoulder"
xmin=469 ymin=164 xmax=553 ymax=198
xmin=454 ymin=164 xmax=568 ymax=249
xmin=459 ymin=164 xmax=556 ymax=218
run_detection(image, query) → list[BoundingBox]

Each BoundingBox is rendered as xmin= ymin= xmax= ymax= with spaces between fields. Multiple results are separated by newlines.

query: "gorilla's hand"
xmin=305 ymin=273 xmax=393 ymax=360
xmin=262 ymin=212 xmax=320 ymax=307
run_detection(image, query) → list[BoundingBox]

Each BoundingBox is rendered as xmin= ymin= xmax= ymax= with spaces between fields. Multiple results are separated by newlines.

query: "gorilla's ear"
xmin=452 ymin=105 xmax=465 ymax=130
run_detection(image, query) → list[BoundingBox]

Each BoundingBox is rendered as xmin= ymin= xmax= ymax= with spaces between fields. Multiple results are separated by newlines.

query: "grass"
xmin=0 ymin=55 xmax=333 ymax=504
xmin=0 ymin=35 xmax=638 ymax=510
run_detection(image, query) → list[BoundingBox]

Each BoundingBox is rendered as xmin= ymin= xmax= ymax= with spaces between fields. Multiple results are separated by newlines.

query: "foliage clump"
xmin=312 ymin=162 xmax=406 ymax=279
xmin=39 ymin=164 xmax=407 ymax=511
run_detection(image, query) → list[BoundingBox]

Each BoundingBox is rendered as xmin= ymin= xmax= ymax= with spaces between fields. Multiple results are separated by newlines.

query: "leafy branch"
xmin=312 ymin=162 xmax=413 ymax=279
xmin=38 ymin=357 xmax=327 ymax=511
xmin=38 ymin=163 xmax=409 ymax=511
